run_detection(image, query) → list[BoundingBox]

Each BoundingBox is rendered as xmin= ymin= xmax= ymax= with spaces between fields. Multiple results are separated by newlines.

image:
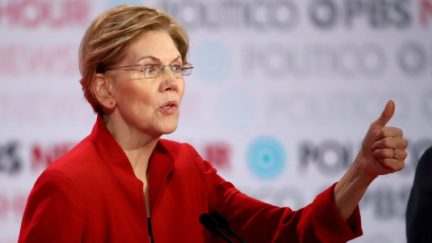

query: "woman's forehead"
xmin=126 ymin=30 xmax=181 ymax=63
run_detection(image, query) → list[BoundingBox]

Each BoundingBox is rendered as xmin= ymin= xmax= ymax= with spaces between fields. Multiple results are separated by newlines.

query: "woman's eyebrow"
xmin=136 ymin=55 xmax=182 ymax=64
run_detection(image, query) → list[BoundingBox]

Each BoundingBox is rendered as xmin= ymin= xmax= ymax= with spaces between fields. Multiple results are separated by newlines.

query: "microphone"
xmin=199 ymin=213 xmax=233 ymax=243
xmin=209 ymin=212 xmax=246 ymax=243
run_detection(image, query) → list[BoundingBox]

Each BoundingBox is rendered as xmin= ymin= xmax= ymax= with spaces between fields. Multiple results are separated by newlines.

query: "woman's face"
xmin=108 ymin=30 xmax=185 ymax=138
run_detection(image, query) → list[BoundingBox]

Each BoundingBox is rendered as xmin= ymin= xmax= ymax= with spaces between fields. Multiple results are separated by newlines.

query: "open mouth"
xmin=159 ymin=101 xmax=178 ymax=114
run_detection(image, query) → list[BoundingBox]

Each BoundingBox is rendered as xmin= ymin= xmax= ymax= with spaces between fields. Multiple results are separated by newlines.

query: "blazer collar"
xmin=88 ymin=115 xmax=176 ymax=213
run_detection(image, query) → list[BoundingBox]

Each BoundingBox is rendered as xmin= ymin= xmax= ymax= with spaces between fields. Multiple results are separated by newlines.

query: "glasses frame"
xmin=104 ymin=62 xmax=194 ymax=79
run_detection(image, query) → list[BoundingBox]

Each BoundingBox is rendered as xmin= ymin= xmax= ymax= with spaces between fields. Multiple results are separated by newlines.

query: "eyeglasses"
xmin=104 ymin=63 xmax=194 ymax=79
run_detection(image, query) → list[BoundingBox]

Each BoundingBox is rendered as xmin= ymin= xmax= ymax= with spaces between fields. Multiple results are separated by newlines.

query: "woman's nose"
xmin=159 ymin=66 xmax=179 ymax=92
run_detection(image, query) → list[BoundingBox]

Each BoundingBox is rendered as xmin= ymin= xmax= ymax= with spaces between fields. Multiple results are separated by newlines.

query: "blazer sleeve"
xmin=189 ymin=144 xmax=362 ymax=243
xmin=406 ymin=147 xmax=432 ymax=243
xmin=18 ymin=169 xmax=85 ymax=243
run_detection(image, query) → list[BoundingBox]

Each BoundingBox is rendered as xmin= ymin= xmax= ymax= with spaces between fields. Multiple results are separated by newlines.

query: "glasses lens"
xmin=142 ymin=64 xmax=160 ymax=78
xmin=140 ymin=64 xmax=193 ymax=78
xmin=182 ymin=66 xmax=193 ymax=76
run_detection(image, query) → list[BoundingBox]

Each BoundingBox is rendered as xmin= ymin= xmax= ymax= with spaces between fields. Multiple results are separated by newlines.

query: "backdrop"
xmin=0 ymin=0 xmax=431 ymax=242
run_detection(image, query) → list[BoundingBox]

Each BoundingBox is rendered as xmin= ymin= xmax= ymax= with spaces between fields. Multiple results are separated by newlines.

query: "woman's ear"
xmin=91 ymin=73 xmax=116 ymax=112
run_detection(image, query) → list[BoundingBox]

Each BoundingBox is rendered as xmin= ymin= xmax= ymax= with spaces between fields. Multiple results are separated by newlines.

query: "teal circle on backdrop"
xmin=247 ymin=137 xmax=286 ymax=180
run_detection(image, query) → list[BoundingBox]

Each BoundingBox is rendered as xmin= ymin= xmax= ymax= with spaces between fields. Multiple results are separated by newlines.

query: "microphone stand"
xmin=199 ymin=213 xmax=233 ymax=243
xmin=209 ymin=212 xmax=247 ymax=243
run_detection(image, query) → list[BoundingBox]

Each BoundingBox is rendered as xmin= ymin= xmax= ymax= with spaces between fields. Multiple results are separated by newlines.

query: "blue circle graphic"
xmin=190 ymin=40 xmax=231 ymax=84
xmin=247 ymin=137 xmax=286 ymax=180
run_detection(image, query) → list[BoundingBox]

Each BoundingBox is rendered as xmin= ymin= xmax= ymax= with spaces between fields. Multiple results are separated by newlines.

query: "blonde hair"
xmin=79 ymin=5 xmax=189 ymax=114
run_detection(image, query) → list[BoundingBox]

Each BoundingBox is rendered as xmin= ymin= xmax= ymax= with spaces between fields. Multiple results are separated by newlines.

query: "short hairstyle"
xmin=79 ymin=5 xmax=189 ymax=114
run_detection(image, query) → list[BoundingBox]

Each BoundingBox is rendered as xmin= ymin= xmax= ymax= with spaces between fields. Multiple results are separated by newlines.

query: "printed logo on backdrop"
xmin=189 ymin=40 xmax=232 ymax=84
xmin=158 ymin=0 xmax=299 ymax=31
xmin=0 ymin=141 xmax=76 ymax=176
xmin=0 ymin=142 xmax=21 ymax=175
xmin=247 ymin=137 xmax=286 ymax=180
xmin=299 ymin=138 xmax=432 ymax=176
xmin=299 ymin=139 xmax=356 ymax=176
xmin=203 ymin=142 xmax=231 ymax=171
xmin=361 ymin=184 xmax=412 ymax=220
xmin=158 ymin=0 xmax=432 ymax=31
xmin=0 ymin=0 xmax=91 ymax=28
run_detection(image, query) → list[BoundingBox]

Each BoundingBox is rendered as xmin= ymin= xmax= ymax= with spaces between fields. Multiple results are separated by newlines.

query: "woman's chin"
xmin=158 ymin=123 xmax=178 ymax=136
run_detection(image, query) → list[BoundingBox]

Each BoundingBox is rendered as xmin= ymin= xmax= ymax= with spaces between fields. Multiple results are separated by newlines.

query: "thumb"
xmin=373 ymin=100 xmax=395 ymax=127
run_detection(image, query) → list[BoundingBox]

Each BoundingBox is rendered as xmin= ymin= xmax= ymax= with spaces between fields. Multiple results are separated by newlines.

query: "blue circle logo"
xmin=247 ymin=137 xmax=286 ymax=180
xmin=190 ymin=40 xmax=231 ymax=84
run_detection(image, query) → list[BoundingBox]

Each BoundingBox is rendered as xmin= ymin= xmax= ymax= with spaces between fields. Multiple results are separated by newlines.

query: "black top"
xmin=406 ymin=146 xmax=432 ymax=243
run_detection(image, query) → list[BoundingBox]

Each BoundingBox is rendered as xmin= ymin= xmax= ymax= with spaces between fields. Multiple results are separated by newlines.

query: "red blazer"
xmin=19 ymin=116 xmax=362 ymax=243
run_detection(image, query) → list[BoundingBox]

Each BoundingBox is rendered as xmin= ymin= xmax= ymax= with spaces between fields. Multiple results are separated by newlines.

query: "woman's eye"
xmin=171 ymin=64 xmax=182 ymax=72
xmin=143 ymin=65 xmax=158 ymax=75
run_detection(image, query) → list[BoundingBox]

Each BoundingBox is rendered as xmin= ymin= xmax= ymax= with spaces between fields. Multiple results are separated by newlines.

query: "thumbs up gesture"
xmin=357 ymin=100 xmax=408 ymax=177
xmin=334 ymin=100 xmax=408 ymax=220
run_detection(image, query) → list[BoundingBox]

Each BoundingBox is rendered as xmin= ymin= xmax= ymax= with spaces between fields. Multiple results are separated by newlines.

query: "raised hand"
xmin=357 ymin=100 xmax=408 ymax=178
xmin=334 ymin=100 xmax=408 ymax=220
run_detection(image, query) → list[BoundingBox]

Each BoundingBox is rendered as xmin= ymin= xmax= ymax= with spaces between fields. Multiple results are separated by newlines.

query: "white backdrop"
xmin=0 ymin=0 xmax=431 ymax=242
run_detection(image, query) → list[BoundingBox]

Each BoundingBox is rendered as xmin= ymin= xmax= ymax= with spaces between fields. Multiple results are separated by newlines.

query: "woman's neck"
xmin=103 ymin=113 xmax=159 ymax=182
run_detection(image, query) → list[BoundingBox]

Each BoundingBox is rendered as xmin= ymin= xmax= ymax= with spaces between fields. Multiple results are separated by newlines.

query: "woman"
xmin=18 ymin=5 xmax=408 ymax=243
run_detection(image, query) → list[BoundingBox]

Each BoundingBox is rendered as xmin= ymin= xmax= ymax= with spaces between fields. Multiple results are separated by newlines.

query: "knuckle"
xmin=396 ymin=128 xmax=403 ymax=137
xmin=380 ymin=129 xmax=389 ymax=137
xmin=403 ymin=139 xmax=409 ymax=148
xmin=382 ymin=138 xmax=392 ymax=147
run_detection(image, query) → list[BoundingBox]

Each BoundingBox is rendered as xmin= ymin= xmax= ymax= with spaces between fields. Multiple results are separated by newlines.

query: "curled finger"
xmin=372 ymin=137 xmax=406 ymax=150
xmin=376 ymin=127 xmax=403 ymax=140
